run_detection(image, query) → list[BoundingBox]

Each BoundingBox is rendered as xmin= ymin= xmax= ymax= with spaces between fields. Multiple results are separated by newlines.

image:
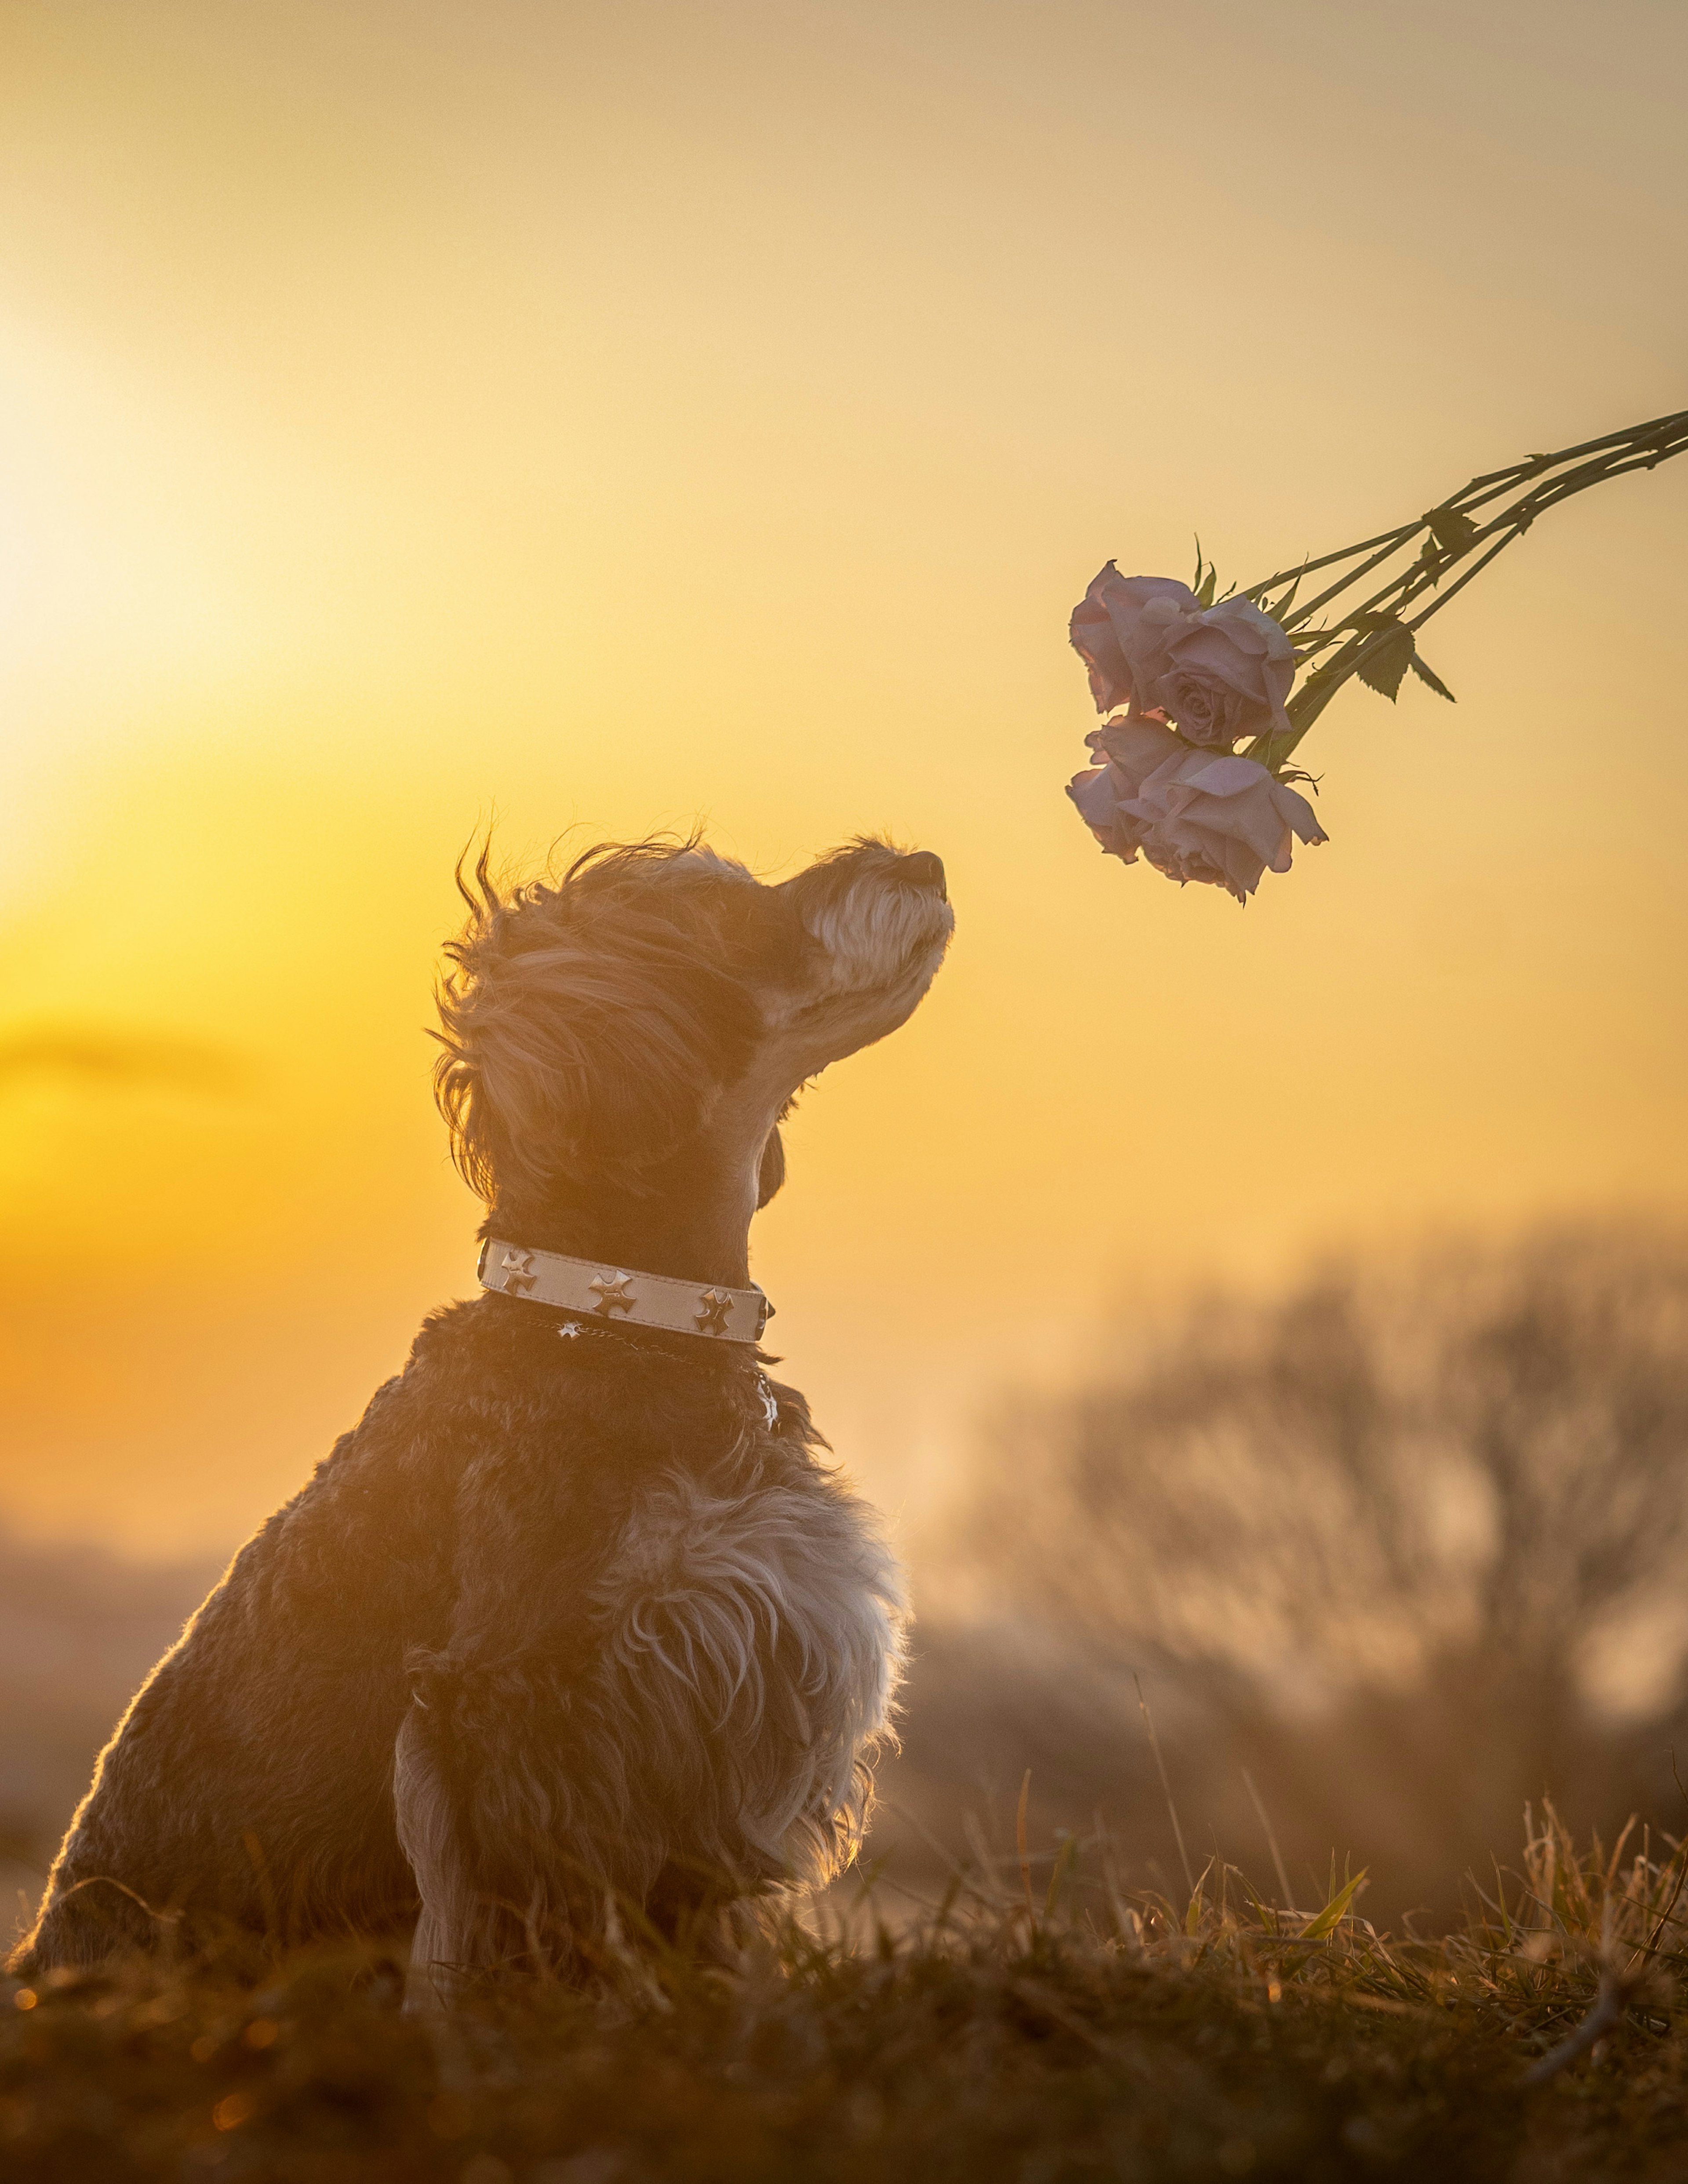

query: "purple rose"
xmin=1069 ymin=564 xmax=1297 ymax=752
xmin=1069 ymin=570 xmax=1193 ymax=715
xmin=1067 ymin=718 xmax=1327 ymax=903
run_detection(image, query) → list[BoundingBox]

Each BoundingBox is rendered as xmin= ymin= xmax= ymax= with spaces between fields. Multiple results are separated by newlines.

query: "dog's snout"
xmin=895 ymin=851 xmax=947 ymax=900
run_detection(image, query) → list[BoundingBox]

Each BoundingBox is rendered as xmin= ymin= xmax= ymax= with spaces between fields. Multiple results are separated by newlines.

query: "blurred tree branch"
xmin=964 ymin=1228 xmax=1688 ymax=1722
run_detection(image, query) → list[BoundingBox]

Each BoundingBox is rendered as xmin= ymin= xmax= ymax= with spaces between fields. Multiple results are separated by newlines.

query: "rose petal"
xmin=1091 ymin=717 xmax=1186 ymax=773
xmin=1070 ymin=566 xmax=1199 ymax=716
xmin=1182 ymin=755 xmax=1272 ymax=798
xmin=1067 ymin=763 xmax=1146 ymax=863
xmin=1271 ymin=780 xmax=1328 ymax=846
xmin=1069 ymin=602 xmax=1133 ymax=713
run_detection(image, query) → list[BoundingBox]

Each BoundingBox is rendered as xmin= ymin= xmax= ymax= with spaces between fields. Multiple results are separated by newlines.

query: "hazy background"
xmin=3 ymin=1 xmax=1686 ymax=1926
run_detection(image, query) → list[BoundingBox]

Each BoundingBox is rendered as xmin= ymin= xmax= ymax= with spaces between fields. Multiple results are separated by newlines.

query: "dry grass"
xmin=5 ymin=1802 xmax=1687 ymax=2184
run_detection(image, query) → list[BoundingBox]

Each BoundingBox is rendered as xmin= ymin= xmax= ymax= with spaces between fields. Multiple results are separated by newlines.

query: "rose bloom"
xmin=1070 ymin=563 xmax=1296 ymax=751
xmin=1068 ymin=718 xmax=1327 ymax=903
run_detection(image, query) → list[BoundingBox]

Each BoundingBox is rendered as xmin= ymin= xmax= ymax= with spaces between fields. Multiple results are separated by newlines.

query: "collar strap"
xmin=477 ymin=1238 xmax=773 ymax=1345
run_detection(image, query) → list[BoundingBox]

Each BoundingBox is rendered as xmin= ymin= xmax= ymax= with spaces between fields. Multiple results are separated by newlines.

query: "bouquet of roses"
xmin=1068 ymin=409 xmax=1688 ymax=902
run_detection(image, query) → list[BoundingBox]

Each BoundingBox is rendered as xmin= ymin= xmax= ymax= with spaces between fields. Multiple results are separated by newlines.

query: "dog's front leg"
xmin=396 ymin=1698 xmax=549 ymax=2012
xmin=393 ymin=1702 xmax=466 ymax=2014
xmin=393 ymin=1678 xmax=655 ymax=2012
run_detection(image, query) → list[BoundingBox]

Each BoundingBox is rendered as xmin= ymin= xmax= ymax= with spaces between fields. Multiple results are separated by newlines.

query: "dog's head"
xmin=434 ymin=836 xmax=953 ymax=1226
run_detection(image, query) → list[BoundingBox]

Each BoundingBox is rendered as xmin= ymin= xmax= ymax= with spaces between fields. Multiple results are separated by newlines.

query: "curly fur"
xmin=435 ymin=842 xmax=769 ymax=1203
xmin=11 ymin=833 xmax=951 ymax=1999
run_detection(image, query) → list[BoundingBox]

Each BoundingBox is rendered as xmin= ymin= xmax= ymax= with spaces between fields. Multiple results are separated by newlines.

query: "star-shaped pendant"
xmin=588 ymin=1270 xmax=636 ymax=1317
xmin=694 ymin=1288 xmax=732 ymax=1336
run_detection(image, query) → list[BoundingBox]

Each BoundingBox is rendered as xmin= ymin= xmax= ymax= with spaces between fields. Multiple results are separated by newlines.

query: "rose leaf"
xmin=1354 ymin=622 xmax=1416 ymax=701
xmin=1407 ymin=650 xmax=1457 ymax=703
xmin=1424 ymin=504 xmax=1480 ymax=555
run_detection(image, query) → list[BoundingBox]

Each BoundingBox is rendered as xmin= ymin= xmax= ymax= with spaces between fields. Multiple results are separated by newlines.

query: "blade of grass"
xmin=1185 ymin=1857 xmax=1215 ymax=1938
xmin=1237 ymin=1869 xmax=1282 ymax=1940
xmin=1242 ymin=1768 xmax=1295 ymax=1911
xmin=1135 ymin=1674 xmax=1194 ymax=1898
xmin=1302 ymin=1868 xmax=1368 ymax=1941
xmin=1641 ymin=1834 xmax=1688 ymax=1964
xmin=1044 ymin=1834 xmax=1077 ymax=1922
xmin=1016 ymin=1769 xmax=1036 ymax=1928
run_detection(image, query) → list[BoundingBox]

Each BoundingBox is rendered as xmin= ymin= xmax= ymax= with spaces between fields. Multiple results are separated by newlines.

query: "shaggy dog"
xmin=12 ymin=835 xmax=953 ymax=1995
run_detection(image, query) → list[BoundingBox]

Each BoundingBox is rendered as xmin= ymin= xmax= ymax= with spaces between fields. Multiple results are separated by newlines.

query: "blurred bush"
xmin=877 ymin=1225 xmax=1688 ymax=1925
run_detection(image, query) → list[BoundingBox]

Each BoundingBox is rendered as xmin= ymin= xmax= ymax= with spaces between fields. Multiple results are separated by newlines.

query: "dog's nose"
xmin=895 ymin=851 xmax=947 ymax=900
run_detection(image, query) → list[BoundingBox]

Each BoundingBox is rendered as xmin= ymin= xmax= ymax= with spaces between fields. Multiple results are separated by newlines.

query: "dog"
xmin=11 ymin=834 xmax=953 ymax=1994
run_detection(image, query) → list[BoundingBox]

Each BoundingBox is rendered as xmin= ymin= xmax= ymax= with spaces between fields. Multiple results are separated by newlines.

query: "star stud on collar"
xmin=499 ymin=1248 xmax=537 ymax=1296
xmin=588 ymin=1270 xmax=636 ymax=1317
xmin=694 ymin=1288 xmax=732 ymax=1336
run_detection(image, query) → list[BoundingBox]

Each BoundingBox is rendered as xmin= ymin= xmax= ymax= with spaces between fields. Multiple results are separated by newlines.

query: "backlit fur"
xmin=12 ymin=834 xmax=952 ymax=2000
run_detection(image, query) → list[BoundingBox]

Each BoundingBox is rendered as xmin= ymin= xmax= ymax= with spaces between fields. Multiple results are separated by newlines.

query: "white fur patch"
xmin=589 ymin=1459 xmax=909 ymax=1885
xmin=805 ymin=877 xmax=953 ymax=996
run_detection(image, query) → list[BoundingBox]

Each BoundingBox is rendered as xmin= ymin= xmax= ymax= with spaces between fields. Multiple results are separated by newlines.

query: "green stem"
xmin=1240 ymin=409 xmax=1688 ymax=775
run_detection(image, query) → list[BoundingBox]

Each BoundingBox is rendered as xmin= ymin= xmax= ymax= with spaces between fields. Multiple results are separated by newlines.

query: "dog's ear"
xmin=756 ymin=1124 xmax=786 ymax=1209
xmin=435 ymin=905 xmax=759 ymax=1203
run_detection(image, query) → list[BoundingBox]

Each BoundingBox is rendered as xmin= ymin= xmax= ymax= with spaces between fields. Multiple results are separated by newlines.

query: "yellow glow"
xmin=2 ymin=1 xmax=1685 ymax=1548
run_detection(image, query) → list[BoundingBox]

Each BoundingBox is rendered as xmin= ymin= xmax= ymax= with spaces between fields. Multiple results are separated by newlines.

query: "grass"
xmin=4 ymin=1801 xmax=1687 ymax=2184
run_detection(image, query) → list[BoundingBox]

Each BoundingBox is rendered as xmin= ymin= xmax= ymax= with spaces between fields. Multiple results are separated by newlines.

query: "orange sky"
xmin=2 ymin=0 xmax=1686 ymax=1552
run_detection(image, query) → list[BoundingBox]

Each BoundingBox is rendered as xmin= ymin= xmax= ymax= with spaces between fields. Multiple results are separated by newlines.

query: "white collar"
xmin=477 ymin=1238 xmax=773 ymax=1346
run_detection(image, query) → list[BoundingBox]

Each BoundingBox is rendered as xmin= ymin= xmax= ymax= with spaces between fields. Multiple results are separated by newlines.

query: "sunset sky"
xmin=3 ymin=0 xmax=1685 ymax=1554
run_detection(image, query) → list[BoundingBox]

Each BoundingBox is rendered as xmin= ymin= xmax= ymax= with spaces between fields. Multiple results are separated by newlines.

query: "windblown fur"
xmin=13 ymin=833 xmax=952 ymax=1995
